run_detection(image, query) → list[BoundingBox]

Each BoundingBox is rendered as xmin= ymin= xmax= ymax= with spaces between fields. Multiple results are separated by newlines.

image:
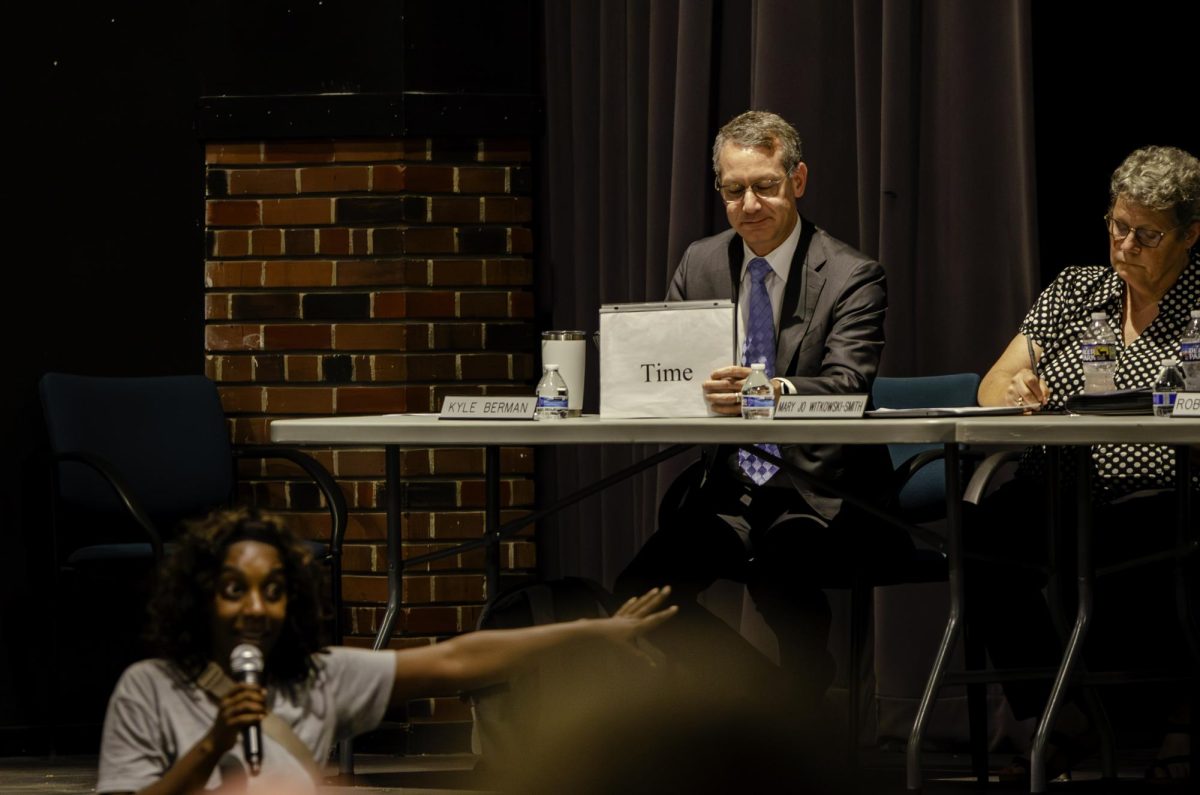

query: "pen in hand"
xmin=1022 ymin=336 xmax=1049 ymax=408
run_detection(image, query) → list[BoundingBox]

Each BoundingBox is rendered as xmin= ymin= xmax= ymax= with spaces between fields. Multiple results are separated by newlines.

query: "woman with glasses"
xmin=973 ymin=146 xmax=1199 ymax=782
xmin=980 ymin=145 xmax=1199 ymax=413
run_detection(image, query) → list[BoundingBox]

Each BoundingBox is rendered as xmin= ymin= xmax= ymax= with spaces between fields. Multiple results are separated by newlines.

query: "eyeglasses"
xmin=714 ymin=175 xmax=789 ymax=204
xmin=1104 ymin=214 xmax=1183 ymax=249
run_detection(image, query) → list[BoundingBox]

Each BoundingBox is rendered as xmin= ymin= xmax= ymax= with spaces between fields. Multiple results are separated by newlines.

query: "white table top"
xmin=269 ymin=412 xmax=1200 ymax=447
xmin=269 ymin=413 xmax=961 ymax=446
xmin=952 ymin=414 xmax=1200 ymax=445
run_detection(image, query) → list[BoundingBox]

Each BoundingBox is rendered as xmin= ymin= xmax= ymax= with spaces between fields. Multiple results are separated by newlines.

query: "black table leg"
xmin=906 ymin=443 xmax=963 ymax=791
xmin=1174 ymin=445 xmax=1199 ymax=661
xmin=373 ymin=444 xmax=404 ymax=649
xmin=1030 ymin=446 xmax=1095 ymax=793
xmin=965 ymin=620 xmax=988 ymax=782
xmin=342 ymin=445 xmax=406 ymax=777
xmin=1041 ymin=448 xmax=1118 ymax=784
xmin=485 ymin=445 xmax=501 ymax=602
xmin=1173 ymin=446 xmax=1200 ymax=782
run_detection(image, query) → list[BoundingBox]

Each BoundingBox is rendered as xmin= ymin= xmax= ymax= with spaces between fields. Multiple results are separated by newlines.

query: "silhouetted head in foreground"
xmin=507 ymin=688 xmax=853 ymax=795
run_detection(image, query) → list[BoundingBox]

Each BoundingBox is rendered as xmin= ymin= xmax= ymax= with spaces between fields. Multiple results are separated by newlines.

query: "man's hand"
xmin=703 ymin=365 xmax=782 ymax=415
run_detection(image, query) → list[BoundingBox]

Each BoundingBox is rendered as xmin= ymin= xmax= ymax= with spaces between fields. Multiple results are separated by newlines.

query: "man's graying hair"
xmin=1110 ymin=145 xmax=1200 ymax=227
xmin=712 ymin=111 xmax=804 ymax=179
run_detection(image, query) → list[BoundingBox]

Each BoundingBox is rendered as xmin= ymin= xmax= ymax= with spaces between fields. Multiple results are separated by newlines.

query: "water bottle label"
xmin=1080 ymin=342 xmax=1116 ymax=363
xmin=536 ymin=396 xmax=568 ymax=409
xmin=741 ymin=396 xmax=775 ymax=408
xmin=1182 ymin=341 xmax=1200 ymax=362
xmin=1153 ymin=390 xmax=1178 ymax=417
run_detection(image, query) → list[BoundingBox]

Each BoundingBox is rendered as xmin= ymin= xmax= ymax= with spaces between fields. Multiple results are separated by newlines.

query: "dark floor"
xmin=0 ymin=749 xmax=1190 ymax=794
xmin=0 ymin=754 xmax=489 ymax=795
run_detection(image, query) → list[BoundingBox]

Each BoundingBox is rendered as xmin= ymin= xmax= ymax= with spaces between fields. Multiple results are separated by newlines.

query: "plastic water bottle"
xmin=534 ymin=363 xmax=569 ymax=420
xmin=1180 ymin=309 xmax=1200 ymax=391
xmin=1153 ymin=358 xmax=1185 ymax=417
xmin=740 ymin=362 xmax=775 ymax=420
xmin=1080 ymin=311 xmax=1118 ymax=393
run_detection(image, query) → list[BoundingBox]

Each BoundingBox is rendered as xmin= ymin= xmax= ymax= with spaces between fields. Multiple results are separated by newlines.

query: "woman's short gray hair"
xmin=1110 ymin=145 xmax=1200 ymax=226
xmin=712 ymin=111 xmax=804 ymax=179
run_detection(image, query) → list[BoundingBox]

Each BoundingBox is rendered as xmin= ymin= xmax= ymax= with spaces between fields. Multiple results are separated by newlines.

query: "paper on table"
xmin=865 ymin=406 xmax=1024 ymax=418
xmin=599 ymin=300 xmax=734 ymax=418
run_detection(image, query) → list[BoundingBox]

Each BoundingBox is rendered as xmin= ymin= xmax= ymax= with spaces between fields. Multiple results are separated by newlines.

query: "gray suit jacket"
xmin=666 ymin=220 xmax=891 ymax=519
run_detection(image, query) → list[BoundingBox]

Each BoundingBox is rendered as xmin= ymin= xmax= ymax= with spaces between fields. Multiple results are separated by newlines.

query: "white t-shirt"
xmin=97 ymin=647 xmax=395 ymax=794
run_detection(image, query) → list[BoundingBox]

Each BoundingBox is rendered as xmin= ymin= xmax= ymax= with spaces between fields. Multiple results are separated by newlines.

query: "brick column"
xmin=204 ymin=138 xmax=537 ymax=731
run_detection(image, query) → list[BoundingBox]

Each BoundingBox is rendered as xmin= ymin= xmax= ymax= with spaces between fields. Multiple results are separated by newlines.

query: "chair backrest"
xmin=872 ymin=373 xmax=980 ymax=517
xmin=656 ymin=458 xmax=706 ymax=533
xmin=40 ymin=374 xmax=235 ymax=528
xmin=872 ymin=373 xmax=981 ymax=412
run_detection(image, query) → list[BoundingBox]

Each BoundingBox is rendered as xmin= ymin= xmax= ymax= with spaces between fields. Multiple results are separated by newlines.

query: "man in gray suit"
xmin=616 ymin=111 xmax=905 ymax=706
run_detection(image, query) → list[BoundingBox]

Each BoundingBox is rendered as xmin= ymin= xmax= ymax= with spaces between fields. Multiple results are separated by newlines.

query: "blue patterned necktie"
xmin=739 ymin=257 xmax=780 ymax=485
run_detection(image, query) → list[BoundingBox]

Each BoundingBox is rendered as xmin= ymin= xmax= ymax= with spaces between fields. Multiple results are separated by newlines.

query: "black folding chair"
xmin=39 ymin=373 xmax=347 ymax=738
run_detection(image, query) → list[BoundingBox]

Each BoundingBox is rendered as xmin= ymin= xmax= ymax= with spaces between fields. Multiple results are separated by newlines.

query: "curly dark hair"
xmin=144 ymin=507 xmax=329 ymax=686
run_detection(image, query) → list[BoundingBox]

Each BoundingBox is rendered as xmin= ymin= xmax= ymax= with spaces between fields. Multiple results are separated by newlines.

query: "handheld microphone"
xmin=229 ymin=644 xmax=264 ymax=775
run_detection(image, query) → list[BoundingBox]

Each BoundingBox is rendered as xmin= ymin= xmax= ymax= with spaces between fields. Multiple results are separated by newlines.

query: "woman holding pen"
xmin=973 ymin=145 xmax=1199 ymax=783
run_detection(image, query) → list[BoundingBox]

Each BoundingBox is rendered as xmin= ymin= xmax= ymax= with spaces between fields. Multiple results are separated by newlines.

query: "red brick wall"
xmin=204 ymin=138 xmax=538 ymax=729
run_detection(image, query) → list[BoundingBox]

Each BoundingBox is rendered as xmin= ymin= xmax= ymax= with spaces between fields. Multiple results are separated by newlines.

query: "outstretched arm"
xmin=388 ymin=587 xmax=676 ymax=707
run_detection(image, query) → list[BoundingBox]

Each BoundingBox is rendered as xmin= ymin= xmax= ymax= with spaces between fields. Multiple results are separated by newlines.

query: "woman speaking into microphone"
xmin=96 ymin=507 xmax=675 ymax=794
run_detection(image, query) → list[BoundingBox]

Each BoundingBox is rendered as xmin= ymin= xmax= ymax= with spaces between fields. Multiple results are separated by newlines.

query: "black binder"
xmin=1063 ymin=388 xmax=1153 ymax=416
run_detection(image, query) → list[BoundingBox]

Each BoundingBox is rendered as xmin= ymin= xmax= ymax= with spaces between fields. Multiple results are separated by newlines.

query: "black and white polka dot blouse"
xmin=1016 ymin=248 xmax=1200 ymax=499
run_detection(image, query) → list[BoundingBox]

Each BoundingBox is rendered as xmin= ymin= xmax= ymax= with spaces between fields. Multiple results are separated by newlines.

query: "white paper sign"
xmin=599 ymin=300 xmax=734 ymax=418
xmin=775 ymin=394 xmax=868 ymax=419
xmin=1171 ymin=392 xmax=1200 ymax=417
xmin=439 ymin=395 xmax=536 ymax=420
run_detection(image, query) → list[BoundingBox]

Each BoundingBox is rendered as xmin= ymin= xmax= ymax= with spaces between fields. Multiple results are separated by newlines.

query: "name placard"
xmin=775 ymin=394 xmax=868 ymax=419
xmin=1171 ymin=392 xmax=1200 ymax=417
xmin=439 ymin=396 xmax=537 ymax=420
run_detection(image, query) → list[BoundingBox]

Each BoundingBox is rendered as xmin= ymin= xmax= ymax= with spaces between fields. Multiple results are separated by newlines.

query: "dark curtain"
xmin=537 ymin=0 xmax=729 ymax=584
xmin=538 ymin=0 xmax=1038 ymax=587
